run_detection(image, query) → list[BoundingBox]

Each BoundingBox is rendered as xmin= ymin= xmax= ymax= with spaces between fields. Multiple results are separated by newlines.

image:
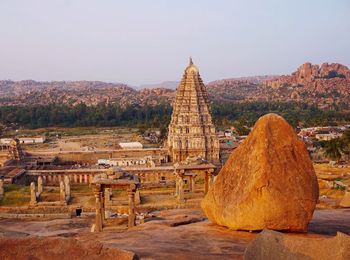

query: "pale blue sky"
xmin=0 ymin=0 xmax=349 ymax=85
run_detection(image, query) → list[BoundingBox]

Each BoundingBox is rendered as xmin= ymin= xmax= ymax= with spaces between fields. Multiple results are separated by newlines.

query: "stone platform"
xmin=0 ymin=208 xmax=349 ymax=259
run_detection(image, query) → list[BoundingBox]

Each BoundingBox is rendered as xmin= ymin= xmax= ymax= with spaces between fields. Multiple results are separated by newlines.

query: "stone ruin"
xmin=91 ymin=168 xmax=141 ymax=232
xmin=173 ymin=162 xmax=216 ymax=203
xmin=29 ymin=175 xmax=71 ymax=206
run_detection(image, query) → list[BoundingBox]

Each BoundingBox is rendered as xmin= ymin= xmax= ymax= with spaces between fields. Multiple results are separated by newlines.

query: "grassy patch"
xmin=71 ymin=185 xmax=93 ymax=194
xmin=0 ymin=184 xmax=30 ymax=206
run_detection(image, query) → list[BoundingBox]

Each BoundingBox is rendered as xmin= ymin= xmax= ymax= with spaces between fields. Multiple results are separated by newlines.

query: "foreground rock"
xmin=340 ymin=191 xmax=350 ymax=208
xmin=0 ymin=236 xmax=138 ymax=260
xmin=201 ymin=113 xmax=319 ymax=232
xmin=244 ymin=229 xmax=350 ymax=260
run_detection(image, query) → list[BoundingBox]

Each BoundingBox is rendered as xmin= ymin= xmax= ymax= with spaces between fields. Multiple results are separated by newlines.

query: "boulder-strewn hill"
xmin=207 ymin=62 xmax=350 ymax=110
xmin=261 ymin=63 xmax=350 ymax=109
xmin=0 ymin=80 xmax=173 ymax=107
xmin=0 ymin=62 xmax=349 ymax=110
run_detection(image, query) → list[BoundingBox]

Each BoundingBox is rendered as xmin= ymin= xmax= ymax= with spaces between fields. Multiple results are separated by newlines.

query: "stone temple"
xmin=167 ymin=58 xmax=220 ymax=163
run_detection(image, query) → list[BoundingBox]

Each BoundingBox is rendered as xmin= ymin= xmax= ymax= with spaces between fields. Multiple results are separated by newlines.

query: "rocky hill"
xmin=207 ymin=63 xmax=350 ymax=109
xmin=0 ymin=80 xmax=173 ymax=108
xmin=261 ymin=63 xmax=350 ymax=109
xmin=0 ymin=62 xmax=349 ymax=110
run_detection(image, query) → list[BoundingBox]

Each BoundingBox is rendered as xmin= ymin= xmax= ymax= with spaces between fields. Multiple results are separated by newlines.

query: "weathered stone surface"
xmin=0 ymin=236 xmax=138 ymax=260
xmin=37 ymin=176 xmax=43 ymax=194
xmin=64 ymin=175 xmax=71 ymax=198
xmin=340 ymin=191 xmax=350 ymax=208
xmin=60 ymin=181 xmax=66 ymax=201
xmin=244 ymin=229 xmax=350 ymax=260
xmin=201 ymin=113 xmax=319 ymax=232
xmin=30 ymin=182 xmax=37 ymax=206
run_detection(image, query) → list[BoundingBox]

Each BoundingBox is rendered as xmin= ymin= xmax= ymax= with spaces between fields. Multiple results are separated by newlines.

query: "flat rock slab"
xmin=244 ymin=229 xmax=350 ymax=260
xmin=0 ymin=236 xmax=137 ymax=260
xmin=0 ymin=209 xmax=350 ymax=259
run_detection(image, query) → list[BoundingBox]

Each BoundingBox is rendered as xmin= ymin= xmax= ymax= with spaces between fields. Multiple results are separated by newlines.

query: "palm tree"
xmin=323 ymin=138 xmax=344 ymax=163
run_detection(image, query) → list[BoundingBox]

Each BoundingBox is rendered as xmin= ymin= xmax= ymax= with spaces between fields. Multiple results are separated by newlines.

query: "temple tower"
xmin=167 ymin=58 xmax=219 ymax=163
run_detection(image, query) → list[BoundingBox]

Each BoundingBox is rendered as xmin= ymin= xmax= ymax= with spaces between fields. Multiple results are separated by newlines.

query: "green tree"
xmin=323 ymin=138 xmax=344 ymax=163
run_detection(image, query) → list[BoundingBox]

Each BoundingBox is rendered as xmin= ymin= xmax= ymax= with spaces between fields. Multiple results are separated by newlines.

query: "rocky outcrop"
xmin=261 ymin=62 xmax=350 ymax=108
xmin=244 ymin=229 xmax=350 ymax=260
xmin=0 ymin=236 xmax=138 ymax=260
xmin=201 ymin=113 xmax=319 ymax=232
xmin=1 ymin=62 xmax=349 ymax=110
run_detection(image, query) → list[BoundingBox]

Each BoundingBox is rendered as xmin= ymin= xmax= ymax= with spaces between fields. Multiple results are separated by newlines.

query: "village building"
xmin=0 ymin=136 xmax=46 ymax=144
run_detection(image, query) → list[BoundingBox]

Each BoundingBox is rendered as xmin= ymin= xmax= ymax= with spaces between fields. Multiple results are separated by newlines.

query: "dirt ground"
xmin=0 ymin=208 xmax=349 ymax=259
xmin=14 ymin=126 xmax=157 ymax=153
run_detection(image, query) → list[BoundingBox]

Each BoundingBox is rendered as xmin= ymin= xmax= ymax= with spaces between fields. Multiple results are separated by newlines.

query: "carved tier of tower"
xmin=167 ymin=59 xmax=220 ymax=163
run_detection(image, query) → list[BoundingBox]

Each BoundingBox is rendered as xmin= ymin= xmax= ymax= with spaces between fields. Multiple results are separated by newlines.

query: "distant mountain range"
xmin=0 ymin=62 xmax=349 ymax=110
xmin=136 ymin=81 xmax=179 ymax=90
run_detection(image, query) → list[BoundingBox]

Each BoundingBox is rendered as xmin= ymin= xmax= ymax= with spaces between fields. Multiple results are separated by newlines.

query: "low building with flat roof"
xmin=118 ymin=142 xmax=143 ymax=150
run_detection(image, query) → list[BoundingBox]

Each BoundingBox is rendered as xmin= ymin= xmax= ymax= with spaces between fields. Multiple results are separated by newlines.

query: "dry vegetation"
xmin=0 ymin=184 xmax=30 ymax=206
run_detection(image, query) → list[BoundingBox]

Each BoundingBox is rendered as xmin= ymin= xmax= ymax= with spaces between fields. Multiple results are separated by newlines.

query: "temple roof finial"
xmin=189 ymin=56 xmax=193 ymax=65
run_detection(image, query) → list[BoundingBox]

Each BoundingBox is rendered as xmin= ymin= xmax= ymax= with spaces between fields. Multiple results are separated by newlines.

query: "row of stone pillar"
xmin=39 ymin=174 xmax=93 ymax=185
xmin=139 ymin=172 xmax=171 ymax=183
xmin=30 ymin=175 xmax=71 ymax=206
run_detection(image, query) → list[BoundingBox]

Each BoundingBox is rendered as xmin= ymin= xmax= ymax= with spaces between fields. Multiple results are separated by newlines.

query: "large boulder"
xmin=201 ymin=113 xmax=319 ymax=232
xmin=244 ymin=229 xmax=350 ymax=260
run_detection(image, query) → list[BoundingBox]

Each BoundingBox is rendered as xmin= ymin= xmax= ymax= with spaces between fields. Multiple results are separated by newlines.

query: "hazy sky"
xmin=0 ymin=0 xmax=349 ymax=85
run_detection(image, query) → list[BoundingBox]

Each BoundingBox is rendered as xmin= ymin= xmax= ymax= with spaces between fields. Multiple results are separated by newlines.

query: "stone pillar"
xmin=135 ymin=189 xmax=141 ymax=205
xmin=93 ymin=190 xmax=103 ymax=232
xmin=64 ymin=175 xmax=71 ymax=199
xmin=101 ymin=190 xmax=105 ymax=221
xmin=74 ymin=174 xmax=78 ymax=183
xmin=89 ymin=175 xmax=93 ymax=184
xmin=104 ymin=188 xmax=111 ymax=205
xmin=84 ymin=174 xmax=88 ymax=184
xmin=175 ymin=176 xmax=179 ymax=196
xmin=30 ymin=182 xmax=37 ymax=206
xmin=48 ymin=175 xmax=52 ymax=184
xmin=128 ymin=191 xmax=136 ymax=228
xmin=79 ymin=174 xmax=83 ymax=184
xmin=0 ymin=179 xmax=4 ymax=198
xmin=37 ymin=176 xmax=43 ymax=195
xmin=204 ymin=172 xmax=209 ymax=195
xmin=191 ymin=176 xmax=196 ymax=194
xmin=177 ymin=177 xmax=185 ymax=203
xmin=59 ymin=181 xmax=66 ymax=201
xmin=209 ymin=174 xmax=214 ymax=189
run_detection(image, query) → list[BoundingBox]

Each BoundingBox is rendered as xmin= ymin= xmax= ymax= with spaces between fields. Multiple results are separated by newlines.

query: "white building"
xmin=118 ymin=142 xmax=143 ymax=150
xmin=0 ymin=136 xmax=46 ymax=144
xmin=315 ymin=133 xmax=342 ymax=141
